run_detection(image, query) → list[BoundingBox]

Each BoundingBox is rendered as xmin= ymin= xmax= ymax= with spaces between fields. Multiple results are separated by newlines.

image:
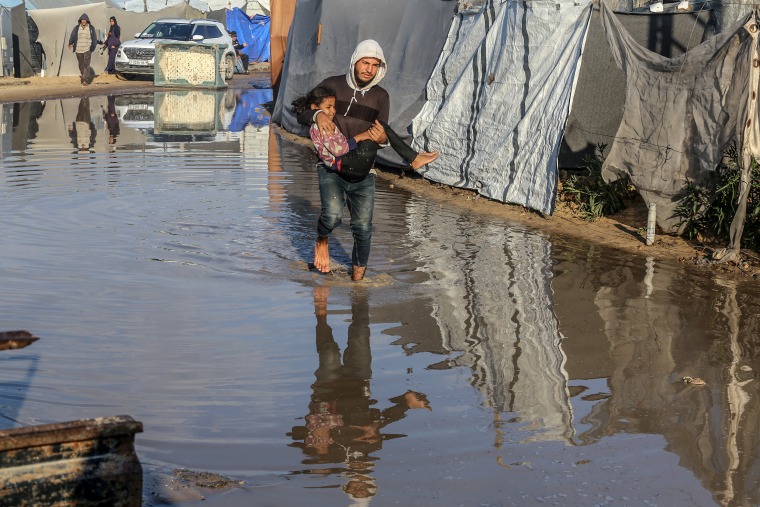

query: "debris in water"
xmin=682 ymin=376 xmax=706 ymax=386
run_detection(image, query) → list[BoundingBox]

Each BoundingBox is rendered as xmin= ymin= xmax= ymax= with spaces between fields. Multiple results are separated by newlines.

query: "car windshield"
xmin=139 ymin=22 xmax=193 ymax=41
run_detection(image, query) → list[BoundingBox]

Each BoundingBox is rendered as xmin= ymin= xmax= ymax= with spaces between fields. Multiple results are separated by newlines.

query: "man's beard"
xmin=354 ymin=69 xmax=371 ymax=88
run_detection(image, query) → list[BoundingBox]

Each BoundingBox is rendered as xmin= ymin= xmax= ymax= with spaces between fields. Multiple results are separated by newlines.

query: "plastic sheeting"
xmin=411 ymin=0 xmax=592 ymax=216
xmin=271 ymin=0 xmax=456 ymax=157
xmin=600 ymin=3 xmax=758 ymax=237
xmin=225 ymin=8 xmax=270 ymax=62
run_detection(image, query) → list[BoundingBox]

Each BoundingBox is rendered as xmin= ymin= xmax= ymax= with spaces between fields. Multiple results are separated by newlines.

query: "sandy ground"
xmin=2 ymin=64 xmax=758 ymax=280
xmin=0 ymin=62 xmax=270 ymax=103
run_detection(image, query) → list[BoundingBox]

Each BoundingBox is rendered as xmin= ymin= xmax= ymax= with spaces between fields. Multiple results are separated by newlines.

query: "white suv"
xmin=115 ymin=18 xmax=236 ymax=80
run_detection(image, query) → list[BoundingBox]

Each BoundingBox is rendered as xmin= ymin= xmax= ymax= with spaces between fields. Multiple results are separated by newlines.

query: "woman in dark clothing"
xmin=103 ymin=16 xmax=120 ymax=74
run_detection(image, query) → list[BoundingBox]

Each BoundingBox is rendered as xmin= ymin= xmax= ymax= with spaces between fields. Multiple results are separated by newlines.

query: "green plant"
xmin=561 ymin=143 xmax=636 ymax=222
xmin=675 ymin=141 xmax=760 ymax=251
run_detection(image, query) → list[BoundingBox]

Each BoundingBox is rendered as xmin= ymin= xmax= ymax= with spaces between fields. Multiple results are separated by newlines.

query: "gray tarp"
xmin=11 ymin=3 xmax=33 ymax=78
xmin=600 ymin=2 xmax=759 ymax=248
xmin=561 ymin=5 xmax=716 ymax=168
xmin=271 ymin=0 xmax=456 ymax=159
xmin=411 ymin=0 xmax=593 ymax=216
xmin=28 ymin=2 xmax=203 ymax=77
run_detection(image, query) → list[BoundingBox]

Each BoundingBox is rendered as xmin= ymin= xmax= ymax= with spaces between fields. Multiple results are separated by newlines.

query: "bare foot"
xmin=411 ymin=150 xmax=439 ymax=170
xmin=314 ymin=236 xmax=330 ymax=273
xmin=351 ymin=265 xmax=367 ymax=281
xmin=313 ymin=286 xmax=329 ymax=317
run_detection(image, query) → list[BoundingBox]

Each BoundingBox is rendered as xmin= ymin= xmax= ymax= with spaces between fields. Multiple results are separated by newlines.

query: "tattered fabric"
xmin=600 ymin=2 xmax=760 ymax=245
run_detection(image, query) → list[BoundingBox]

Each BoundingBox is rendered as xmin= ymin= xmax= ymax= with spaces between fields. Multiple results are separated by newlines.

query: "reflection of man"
xmin=102 ymin=96 xmax=120 ymax=145
xmin=230 ymin=31 xmax=249 ymax=74
xmin=288 ymin=286 xmax=430 ymax=504
xmin=68 ymin=98 xmax=96 ymax=152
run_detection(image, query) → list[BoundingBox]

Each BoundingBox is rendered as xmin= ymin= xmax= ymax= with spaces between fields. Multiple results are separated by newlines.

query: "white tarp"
xmin=412 ymin=0 xmax=592 ymax=215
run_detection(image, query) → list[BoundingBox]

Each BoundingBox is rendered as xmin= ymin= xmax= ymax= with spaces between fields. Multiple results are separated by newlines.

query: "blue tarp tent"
xmin=225 ymin=7 xmax=270 ymax=62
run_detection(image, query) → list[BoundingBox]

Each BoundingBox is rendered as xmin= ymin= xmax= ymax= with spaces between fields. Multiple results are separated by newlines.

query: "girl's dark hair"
xmin=291 ymin=86 xmax=335 ymax=114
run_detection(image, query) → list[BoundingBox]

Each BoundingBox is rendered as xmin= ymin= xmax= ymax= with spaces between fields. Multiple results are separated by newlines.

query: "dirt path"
xmin=3 ymin=66 xmax=757 ymax=280
xmin=0 ymin=62 xmax=270 ymax=103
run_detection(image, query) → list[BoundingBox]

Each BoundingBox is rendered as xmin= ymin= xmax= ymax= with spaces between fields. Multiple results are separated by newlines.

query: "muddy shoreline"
xmin=274 ymin=126 xmax=760 ymax=281
xmin=3 ymin=65 xmax=757 ymax=280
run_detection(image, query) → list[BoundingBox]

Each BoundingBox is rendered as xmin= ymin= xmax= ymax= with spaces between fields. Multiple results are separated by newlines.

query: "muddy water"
xmin=1 ymin=91 xmax=760 ymax=507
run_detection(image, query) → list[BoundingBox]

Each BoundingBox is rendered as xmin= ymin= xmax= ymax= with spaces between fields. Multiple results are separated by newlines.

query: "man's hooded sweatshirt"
xmin=68 ymin=13 xmax=98 ymax=53
xmin=297 ymin=39 xmax=390 ymax=140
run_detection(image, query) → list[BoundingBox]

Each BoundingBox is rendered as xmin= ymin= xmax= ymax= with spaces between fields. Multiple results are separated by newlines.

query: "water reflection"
xmin=1 ymin=88 xmax=272 ymax=154
xmin=101 ymin=96 xmax=120 ymax=146
xmin=407 ymin=204 xmax=573 ymax=443
xmin=289 ymin=287 xmax=431 ymax=504
xmin=0 ymin=331 xmax=39 ymax=428
xmin=68 ymin=98 xmax=96 ymax=153
xmin=554 ymin=251 xmax=760 ymax=506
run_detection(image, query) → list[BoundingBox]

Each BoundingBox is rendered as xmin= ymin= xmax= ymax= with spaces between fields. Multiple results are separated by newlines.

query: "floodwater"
xmin=1 ymin=89 xmax=760 ymax=507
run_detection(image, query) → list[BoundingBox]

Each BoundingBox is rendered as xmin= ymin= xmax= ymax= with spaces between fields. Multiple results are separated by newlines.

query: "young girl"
xmin=292 ymin=86 xmax=438 ymax=182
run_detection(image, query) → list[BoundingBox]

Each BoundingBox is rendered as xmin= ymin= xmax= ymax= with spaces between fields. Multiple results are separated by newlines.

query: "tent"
xmin=225 ymin=7 xmax=270 ymax=63
xmin=412 ymin=0 xmax=593 ymax=216
xmin=271 ymin=0 xmax=458 ymax=149
xmin=599 ymin=2 xmax=760 ymax=259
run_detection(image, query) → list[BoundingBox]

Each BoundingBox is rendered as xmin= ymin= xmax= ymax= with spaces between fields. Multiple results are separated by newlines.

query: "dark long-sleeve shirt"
xmin=296 ymin=74 xmax=390 ymax=140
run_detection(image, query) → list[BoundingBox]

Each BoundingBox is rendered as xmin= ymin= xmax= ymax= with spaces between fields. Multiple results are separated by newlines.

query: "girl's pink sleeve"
xmin=310 ymin=125 xmax=336 ymax=166
xmin=320 ymin=127 xmax=350 ymax=157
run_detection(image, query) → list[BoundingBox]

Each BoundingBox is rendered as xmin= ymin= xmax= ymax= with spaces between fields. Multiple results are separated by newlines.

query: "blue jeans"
xmin=316 ymin=162 xmax=375 ymax=267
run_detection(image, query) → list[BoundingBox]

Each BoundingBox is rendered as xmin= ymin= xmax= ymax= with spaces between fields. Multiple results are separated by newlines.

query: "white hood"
xmin=345 ymin=39 xmax=387 ymax=92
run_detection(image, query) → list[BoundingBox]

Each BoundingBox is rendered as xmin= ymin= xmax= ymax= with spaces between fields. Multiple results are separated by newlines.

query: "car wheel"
xmin=224 ymin=54 xmax=234 ymax=80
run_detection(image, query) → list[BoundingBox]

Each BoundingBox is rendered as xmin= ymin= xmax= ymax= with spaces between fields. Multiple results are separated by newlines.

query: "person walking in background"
xmin=102 ymin=16 xmax=120 ymax=75
xmin=230 ymin=31 xmax=249 ymax=74
xmin=68 ymin=13 xmax=97 ymax=86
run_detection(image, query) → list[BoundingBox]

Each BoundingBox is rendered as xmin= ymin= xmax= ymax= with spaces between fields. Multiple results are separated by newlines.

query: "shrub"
xmin=675 ymin=141 xmax=760 ymax=251
xmin=561 ymin=143 xmax=636 ymax=222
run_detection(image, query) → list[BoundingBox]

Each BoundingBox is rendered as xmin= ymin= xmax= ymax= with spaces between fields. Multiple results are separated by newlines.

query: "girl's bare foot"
xmin=411 ymin=150 xmax=439 ymax=170
xmin=314 ymin=236 xmax=330 ymax=273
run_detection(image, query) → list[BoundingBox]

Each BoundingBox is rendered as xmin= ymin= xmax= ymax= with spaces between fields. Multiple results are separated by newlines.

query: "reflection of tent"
xmin=408 ymin=201 xmax=573 ymax=443
xmin=228 ymin=89 xmax=272 ymax=132
xmin=225 ymin=8 xmax=270 ymax=62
